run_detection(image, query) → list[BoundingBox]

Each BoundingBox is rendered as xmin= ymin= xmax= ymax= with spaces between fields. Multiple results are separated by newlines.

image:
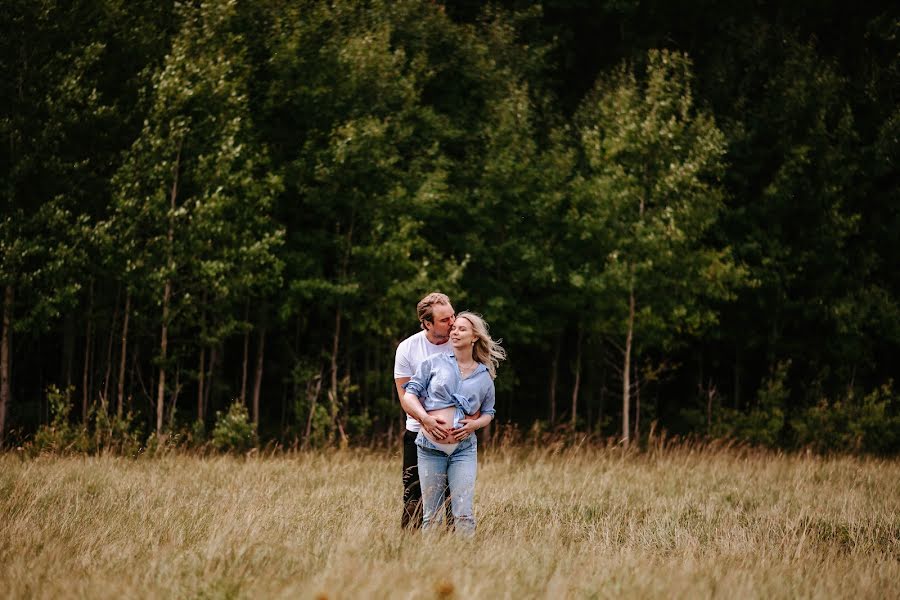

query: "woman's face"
xmin=450 ymin=317 xmax=476 ymax=350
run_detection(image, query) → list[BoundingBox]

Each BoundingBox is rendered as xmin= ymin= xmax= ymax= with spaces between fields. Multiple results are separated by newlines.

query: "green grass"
xmin=1 ymin=445 xmax=898 ymax=598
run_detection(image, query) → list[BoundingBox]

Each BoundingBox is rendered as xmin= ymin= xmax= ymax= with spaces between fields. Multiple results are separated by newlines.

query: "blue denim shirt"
xmin=403 ymin=353 xmax=496 ymax=429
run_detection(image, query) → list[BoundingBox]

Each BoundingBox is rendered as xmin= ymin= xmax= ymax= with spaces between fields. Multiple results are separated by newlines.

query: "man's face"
xmin=425 ymin=303 xmax=455 ymax=343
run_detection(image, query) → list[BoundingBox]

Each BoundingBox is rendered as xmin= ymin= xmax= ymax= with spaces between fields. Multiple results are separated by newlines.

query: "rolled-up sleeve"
xmin=480 ymin=382 xmax=496 ymax=418
xmin=402 ymin=356 xmax=432 ymax=398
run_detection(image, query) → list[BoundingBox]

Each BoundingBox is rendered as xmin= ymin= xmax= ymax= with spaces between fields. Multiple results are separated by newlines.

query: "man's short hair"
xmin=417 ymin=292 xmax=451 ymax=330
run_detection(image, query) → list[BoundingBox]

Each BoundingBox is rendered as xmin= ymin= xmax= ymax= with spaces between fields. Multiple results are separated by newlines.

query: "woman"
xmin=400 ymin=311 xmax=506 ymax=535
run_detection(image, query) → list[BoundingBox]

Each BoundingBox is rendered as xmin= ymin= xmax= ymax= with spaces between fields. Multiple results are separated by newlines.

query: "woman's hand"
xmin=452 ymin=418 xmax=478 ymax=441
xmin=422 ymin=415 xmax=450 ymax=440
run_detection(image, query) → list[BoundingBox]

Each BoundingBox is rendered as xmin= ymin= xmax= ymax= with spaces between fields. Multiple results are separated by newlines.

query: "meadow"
xmin=1 ymin=443 xmax=898 ymax=599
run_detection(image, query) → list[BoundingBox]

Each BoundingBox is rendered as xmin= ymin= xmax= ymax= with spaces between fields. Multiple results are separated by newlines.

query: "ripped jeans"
xmin=416 ymin=432 xmax=478 ymax=536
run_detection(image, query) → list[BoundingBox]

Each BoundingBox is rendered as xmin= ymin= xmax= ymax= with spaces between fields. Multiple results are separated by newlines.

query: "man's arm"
xmin=400 ymin=390 xmax=449 ymax=440
xmin=395 ymin=377 xmax=410 ymax=402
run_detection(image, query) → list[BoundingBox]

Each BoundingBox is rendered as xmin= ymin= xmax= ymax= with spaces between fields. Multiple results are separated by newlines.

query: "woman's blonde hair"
xmin=456 ymin=311 xmax=506 ymax=379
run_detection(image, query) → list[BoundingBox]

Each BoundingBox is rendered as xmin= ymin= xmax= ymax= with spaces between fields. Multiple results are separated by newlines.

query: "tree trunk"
xmin=102 ymin=285 xmax=120 ymax=407
xmin=62 ymin=313 xmax=75 ymax=390
xmin=571 ymin=328 xmax=582 ymax=429
xmin=328 ymin=305 xmax=343 ymax=443
xmin=197 ymin=344 xmax=205 ymax=423
xmin=622 ymin=285 xmax=635 ymax=446
xmin=128 ymin=338 xmax=139 ymax=414
xmin=168 ymin=364 xmax=180 ymax=429
xmin=117 ymin=290 xmax=131 ymax=418
xmin=204 ymin=345 xmax=218 ymax=418
xmin=197 ymin=295 xmax=207 ymax=423
xmin=633 ymin=364 xmax=640 ymax=440
xmin=241 ymin=303 xmax=250 ymax=406
xmin=549 ymin=339 xmax=559 ymax=425
xmin=157 ymin=141 xmax=181 ymax=438
xmin=251 ymin=327 xmax=265 ymax=425
xmin=0 ymin=285 xmax=13 ymax=446
xmin=303 ymin=368 xmax=323 ymax=447
xmin=82 ymin=280 xmax=94 ymax=422
xmin=156 ymin=277 xmax=171 ymax=437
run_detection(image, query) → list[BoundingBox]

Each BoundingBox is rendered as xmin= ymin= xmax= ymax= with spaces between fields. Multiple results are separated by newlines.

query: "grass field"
xmin=1 ymin=444 xmax=898 ymax=599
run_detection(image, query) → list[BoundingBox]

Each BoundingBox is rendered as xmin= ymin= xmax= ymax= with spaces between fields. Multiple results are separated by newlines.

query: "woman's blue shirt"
xmin=403 ymin=353 xmax=496 ymax=428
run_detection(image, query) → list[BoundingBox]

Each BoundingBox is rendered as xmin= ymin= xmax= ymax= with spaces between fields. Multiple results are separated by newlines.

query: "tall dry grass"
xmin=1 ymin=445 xmax=898 ymax=599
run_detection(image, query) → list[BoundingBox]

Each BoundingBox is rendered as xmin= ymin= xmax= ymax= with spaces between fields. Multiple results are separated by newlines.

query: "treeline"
xmin=2 ymin=0 xmax=898 ymax=453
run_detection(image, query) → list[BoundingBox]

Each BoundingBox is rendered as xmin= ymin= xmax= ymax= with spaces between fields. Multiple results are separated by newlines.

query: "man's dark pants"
xmin=402 ymin=429 xmax=453 ymax=529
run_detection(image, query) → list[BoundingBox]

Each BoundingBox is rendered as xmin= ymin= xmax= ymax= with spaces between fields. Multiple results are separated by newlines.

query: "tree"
xmin=570 ymin=50 xmax=745 ymax=444
xmin=111 ymin=0 xmax=283 ymax=438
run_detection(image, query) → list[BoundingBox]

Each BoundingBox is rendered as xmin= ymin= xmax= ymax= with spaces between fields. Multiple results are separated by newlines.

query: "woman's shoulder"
xmin=423 ymin=352 xmax=454 ymax=369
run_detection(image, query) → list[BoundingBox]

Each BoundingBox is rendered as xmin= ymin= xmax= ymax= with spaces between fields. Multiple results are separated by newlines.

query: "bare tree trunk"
xmin=117 ymin=290 xmax=131 ymax=418
xmin=633 ymin=365 xmax=640 ymax=440
xmin=704 ymin=379 xmax=717 ymax=435
xmin=128 ymin=338 xmax=139 ymax=413
xmin=203 ymin=346 xmax=218 ymax=418
xmin=197 ymin=345 xmax=205 ymax=422
xmin=622 ymin=285 xmax=635 ymax=446
xmin=328 ymin=306 xmax=343 ymax=443
xmin=82 ymin=280 xmax=94 ymax=422
xmin=102 ymin=285 xmax=121 ymax=407
xmin=168 ymin=364 xmax=180 ymax=429
xmin=62 ymin=314 xmax=75 ymax=390
xmin=197 ymin=295 xmax=207 ymax=423
xmin=156 ymin=277 xmax=171 ymax=437
xmin=156 ymin=141 xmax=181 ymax=438
xmin=241 ymin=303 xmax=250 ymax=406
xmin=571 ymin=328 xmax=582 ymax=429
xmin=549 ymin=339 xmax=559 ymax=425
xmin=303 ymin=368 xmax=323 ymax=447
xmin=0 ymin=285 xmax=13 ymax=446
xmin=251 ymin=327 xmax=265 ymax=424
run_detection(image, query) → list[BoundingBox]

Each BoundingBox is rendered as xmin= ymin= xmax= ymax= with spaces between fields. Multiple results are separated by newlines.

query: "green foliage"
xmin=717 ymin=361 xmax=789 ymax=447
xmin=2 ymin=1 xmax=899 ymax=455
xmin=90 ymin=406 xmax=144 ymax=456
xmin=211 ymin=401 xmax=257 ymax=453
xmin=346 ymin=409 xmax=373 ymax=443
xmin=792 ymin=383 xmax=900 ymax=454
xmin=571 ymin=49 xmax=746 ymax=350
xmin=31 ymin=385 xmax=144 ymax=455
xmin=32 ymin=385 xmax=90 ymax=453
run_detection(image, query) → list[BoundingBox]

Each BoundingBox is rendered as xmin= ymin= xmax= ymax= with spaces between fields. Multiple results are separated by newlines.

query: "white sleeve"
xmin=394 ymin=340 xmax=413 ymax=379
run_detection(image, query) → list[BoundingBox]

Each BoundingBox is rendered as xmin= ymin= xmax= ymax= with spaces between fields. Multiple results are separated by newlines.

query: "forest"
xmin=2 ymin=0 xmax=898 ymax=453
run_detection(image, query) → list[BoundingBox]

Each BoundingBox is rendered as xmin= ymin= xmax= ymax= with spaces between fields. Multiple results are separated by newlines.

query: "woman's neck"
xmin=454 ymin=347 xmax=475 ymax=366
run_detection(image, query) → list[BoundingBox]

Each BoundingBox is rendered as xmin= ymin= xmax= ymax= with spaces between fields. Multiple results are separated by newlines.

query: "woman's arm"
xmin=452 ymin=377 xmax=496 ymax=441
xmin=400 ymin=390 xmax=451 ymax=440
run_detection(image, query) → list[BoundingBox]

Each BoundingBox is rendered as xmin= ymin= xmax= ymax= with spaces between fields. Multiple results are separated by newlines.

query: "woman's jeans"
xmin=416 ymin=433 xmax=478 ymax=536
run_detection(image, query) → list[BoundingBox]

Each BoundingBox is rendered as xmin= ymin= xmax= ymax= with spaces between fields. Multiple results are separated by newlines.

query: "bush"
xmin=91 ymin=404 xmax=143 ymax=456
xmin=32 ymin=385 xmax=90 ymax=453
xmin=211 ymin=401 xmax=257 ymax=452
xmin=715 ymin=361 xmax=789 ymax=447
xmin=792 ymin=382 xmax=900 ymax=454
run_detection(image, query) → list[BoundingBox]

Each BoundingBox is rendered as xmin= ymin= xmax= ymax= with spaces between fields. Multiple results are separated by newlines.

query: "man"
xmin=394 ymin=292 xmax=456 ymax=528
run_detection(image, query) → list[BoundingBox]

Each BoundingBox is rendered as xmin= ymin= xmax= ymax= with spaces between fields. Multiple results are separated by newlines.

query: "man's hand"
xmin=422 ymin=415 xmax=450 ymax=440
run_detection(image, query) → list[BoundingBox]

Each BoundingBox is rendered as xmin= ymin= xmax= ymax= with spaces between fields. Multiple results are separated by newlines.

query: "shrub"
xmin=211 ymin=401 xmax=257 ymax=452
xmin=792 ymin=382 xmax=900 ymax=454
xmin=32 ymin=385 xmax=90 ymax=453
xmin=91 ymin=404 xmax=143 ymax=456
xmin=714 ymin=361 xmax=789 ymax=447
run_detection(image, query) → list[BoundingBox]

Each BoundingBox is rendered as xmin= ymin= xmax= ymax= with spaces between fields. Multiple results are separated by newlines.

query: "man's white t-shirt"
xmin=394 ymin=330 xmax=454 ymax=432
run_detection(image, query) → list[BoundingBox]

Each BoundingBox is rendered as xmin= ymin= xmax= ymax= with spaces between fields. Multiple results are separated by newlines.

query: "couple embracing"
xmin=394 ymin=292 xmax=505 ymax=536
